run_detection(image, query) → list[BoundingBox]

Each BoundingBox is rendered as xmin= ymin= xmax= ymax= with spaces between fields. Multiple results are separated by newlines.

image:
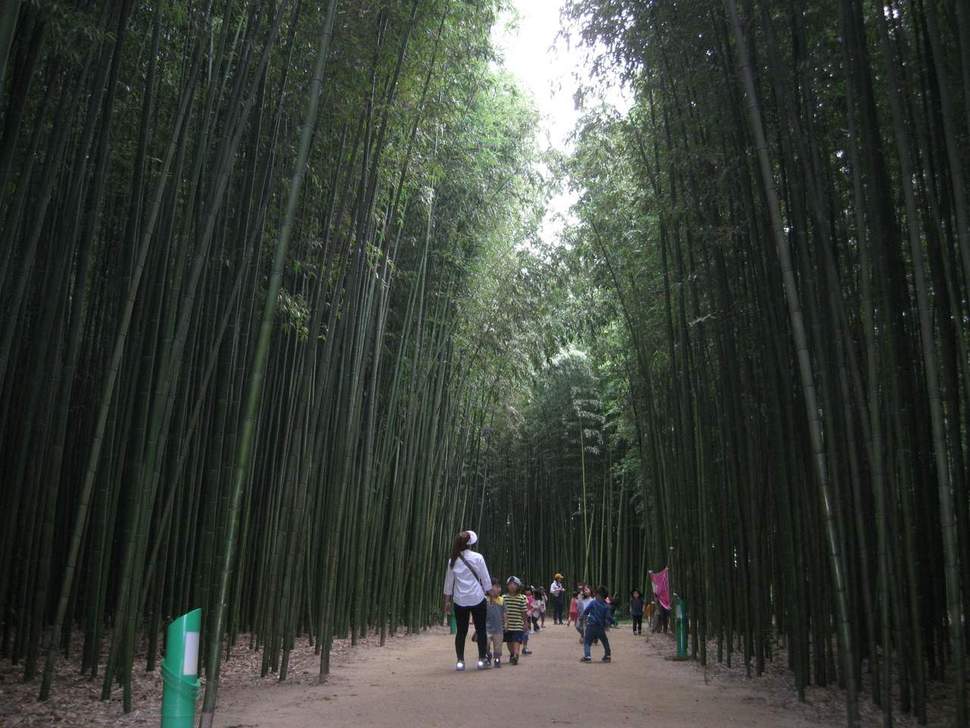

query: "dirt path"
xmin=212 ymin=623 xmax=852 ymax=728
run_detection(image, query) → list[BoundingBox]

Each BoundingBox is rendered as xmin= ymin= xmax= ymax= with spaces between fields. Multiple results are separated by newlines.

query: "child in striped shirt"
xmin=503 ymin=577 xmax=527 ymax=665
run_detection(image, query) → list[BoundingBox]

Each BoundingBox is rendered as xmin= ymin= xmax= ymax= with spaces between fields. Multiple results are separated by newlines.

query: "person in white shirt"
xmin=442 ymin=530 xmax=492 ymax=671
xmin=549 ymin=573 xmax=566 ymax=624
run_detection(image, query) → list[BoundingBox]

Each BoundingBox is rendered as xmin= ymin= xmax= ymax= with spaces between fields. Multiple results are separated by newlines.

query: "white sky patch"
xmin=491 ymin=0 xmax=631 ymax=250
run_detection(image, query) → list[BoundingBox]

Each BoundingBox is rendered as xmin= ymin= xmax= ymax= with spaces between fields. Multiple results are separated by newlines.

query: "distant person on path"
xmin=576 ymin=585 xmax=594 ymax=642
xmin=503 ymin=577 xmax=527 ymax=665
xmin=650 ymin=567 xmax=672 ymax=633
xmin=485 ymin=579 xmax=505 ymax=668
xmin=581 ymin=586 xmax=617 ymax=663
xmin=443 ymin=530 xmax=492 ymax=671
xmin=549 ymin=574 xmax=566 ymax=624
xmin=525 ymin=586 xmax=537 ymax=631
xmin=567 ymin=589 xmax=579 ymax=627
xmin=537 ymin=588 xmax=547 ymax=628
xmin=630 ymin=589 xmax=645 ymax=635
xmin=523 ymin=587 xmax=535 ymax=654
xmin=658 ymin=601 xmax=670 ymax=633
xmin=649 ymin=595 xmax=669 ymax=633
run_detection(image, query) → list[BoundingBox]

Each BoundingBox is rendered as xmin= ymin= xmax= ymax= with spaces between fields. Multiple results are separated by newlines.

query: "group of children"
xmin=566 ymin=585 xmax=658 ymax=637
xmin=471 ymin=577 xmax=620 ymax=666
xmin=476 ymin=577 xmax=552 ymax=667
xmin=466 ymin=570 xmax=674 ymax=669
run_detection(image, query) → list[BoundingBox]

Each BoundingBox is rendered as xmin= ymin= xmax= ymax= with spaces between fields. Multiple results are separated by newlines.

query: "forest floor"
xmin=211 ymin=624 xmax=931 ymax=728
xmin=2 ymin=624 xmax=949 ymax=727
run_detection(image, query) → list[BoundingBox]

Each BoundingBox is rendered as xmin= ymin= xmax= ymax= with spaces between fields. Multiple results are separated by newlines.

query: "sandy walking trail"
xmin=212 ymin=623 xmax=850 ymax=728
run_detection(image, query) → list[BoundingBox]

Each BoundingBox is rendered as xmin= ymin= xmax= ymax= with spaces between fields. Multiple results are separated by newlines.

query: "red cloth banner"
xmin=650 ymin=568 xmax=671 ymax=611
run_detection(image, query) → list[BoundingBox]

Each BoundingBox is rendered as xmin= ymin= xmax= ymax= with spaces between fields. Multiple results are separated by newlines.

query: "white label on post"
xmin=183 ymin=632 xmax=200 ymax=676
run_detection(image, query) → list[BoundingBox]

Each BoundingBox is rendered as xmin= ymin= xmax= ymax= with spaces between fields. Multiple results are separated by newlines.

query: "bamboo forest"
xmin=1 ymin=0 xmax=970 ymax=726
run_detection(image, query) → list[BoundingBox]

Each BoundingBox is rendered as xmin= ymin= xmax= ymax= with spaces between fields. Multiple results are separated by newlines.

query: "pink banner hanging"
xmin=650 ymin=568 xmax=671 ymax=611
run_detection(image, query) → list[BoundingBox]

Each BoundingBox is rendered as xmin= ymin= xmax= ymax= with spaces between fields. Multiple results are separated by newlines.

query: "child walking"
xmin=525 ymin=587 xmax=538 ymax=632
xmin=503 ymin=577 xmax=527 ymax=665
xmin=485 ymin=579 xmax=505 ymax=667
xmin=581 ymin=586 xmax=617 ymax=663
xmin=630 ymin=589 xmax=645 ymax=635
xmin=567 ymin=590 xmax=579 ymax=627
xmin=523 ymin=587 xmax=536 ymax=654
xmin=576 ymin=585 xmax=594 ymax=643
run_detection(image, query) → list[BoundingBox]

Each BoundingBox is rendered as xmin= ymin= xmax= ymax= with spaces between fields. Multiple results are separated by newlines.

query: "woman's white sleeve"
xmin=443 ymin=564 xmax=454 ymax=597
xmin=479 ymin=557 xmax=492 ymax=593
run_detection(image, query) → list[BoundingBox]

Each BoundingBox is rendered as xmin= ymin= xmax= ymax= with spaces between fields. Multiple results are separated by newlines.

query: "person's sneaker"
xmin=602 ymin=655 xmax=612 ymax=663
xmin=456 ymin=661 xmax=465 ymax=671
xmin=477 ymin=659 xmax=487 ymax=670
xmin=522 ymin=649 xmax=532 ymax=655
xmin=580 ymin=656 xmax=592 ymax=663
xmin=510 ymin=654 xmax=518 ymax=665
xmin=493 ymin=658 xmax=501 ymax=668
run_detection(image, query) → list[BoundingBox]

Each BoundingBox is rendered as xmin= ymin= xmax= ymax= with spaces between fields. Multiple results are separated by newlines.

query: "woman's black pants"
xmin=553 ymin=595 xmax=564 ymax=623
xmin=454 ymin=599 xmax=488 ymax=662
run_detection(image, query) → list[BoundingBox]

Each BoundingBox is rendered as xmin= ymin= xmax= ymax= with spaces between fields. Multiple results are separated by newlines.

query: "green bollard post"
xmin=161 ymin=608 xmax=201 ymax=728
xmin=675 ymin=596 xmax=688 ymax=658
xmin=449 ymin=608 xmax=457 ymax=634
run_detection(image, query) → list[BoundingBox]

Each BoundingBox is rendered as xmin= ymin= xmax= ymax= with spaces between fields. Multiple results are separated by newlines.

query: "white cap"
xmin=465 ymin=530 xmax=478 ymax=546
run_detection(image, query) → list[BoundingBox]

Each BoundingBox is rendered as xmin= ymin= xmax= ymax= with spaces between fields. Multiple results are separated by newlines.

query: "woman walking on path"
xmin=550 ymin=574 xmax=565 ymax=624
xmin=443 ymin=530 xmax=492 ymax=671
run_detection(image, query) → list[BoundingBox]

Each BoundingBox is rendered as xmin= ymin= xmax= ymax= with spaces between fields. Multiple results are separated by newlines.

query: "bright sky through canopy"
xmin=491 ymin=0 xmax=630 ymax=248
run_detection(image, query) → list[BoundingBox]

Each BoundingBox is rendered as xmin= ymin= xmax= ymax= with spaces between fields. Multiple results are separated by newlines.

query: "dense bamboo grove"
xmin=4 ymin=0 xmax=970 ymax=726
xmin=471 ymin=0 xmax=970 ymax=726
xmin=0 ymin=0 xmax=544 ymax=719
xmin=471 ymin=349 xmax=646 ymax=598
